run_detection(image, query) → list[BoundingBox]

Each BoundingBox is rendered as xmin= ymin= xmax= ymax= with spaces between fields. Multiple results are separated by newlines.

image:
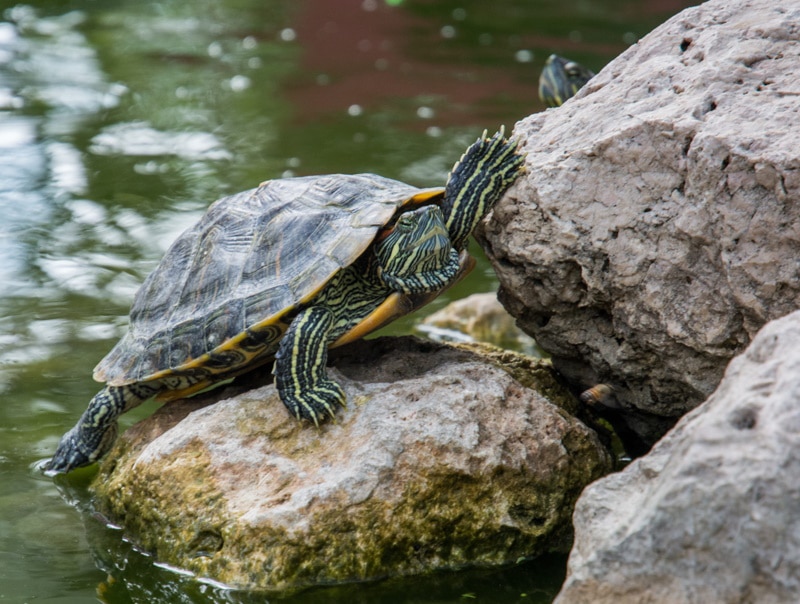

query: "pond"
xmin=0 ymin=0 xmax=694 ymax=602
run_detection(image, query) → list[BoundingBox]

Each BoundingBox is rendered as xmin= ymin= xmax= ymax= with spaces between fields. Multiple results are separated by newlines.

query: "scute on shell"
xmin=95 ymin=174 xmax=443 ymax=385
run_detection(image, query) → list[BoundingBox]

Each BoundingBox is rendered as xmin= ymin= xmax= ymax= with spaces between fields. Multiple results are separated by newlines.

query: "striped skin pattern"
xmin=442 ymin=129 xmax=525 ymax=251
xmin=274 ymin=204 xmax=461 ymax=424
xmin=273 ymin=132 xmax=523 ymax=425
xmin=46 ymin=382 xmax=161 ymax=474
xmin=46 ymin=130 xmax=523 ymax=474
xmin=376 ymin=205 xmax=460 ymax=294
xmin=538 ymin=54 xmax=595 ymax=108
xmin=274 ymin=307 xmax=344 ymax=425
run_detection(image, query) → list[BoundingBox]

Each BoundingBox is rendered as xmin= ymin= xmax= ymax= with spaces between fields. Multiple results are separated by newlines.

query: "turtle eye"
xmin=565 ymin=62 xmax=580 ymax=76
xmin=394 ymin=214 xmax=416 ymax=232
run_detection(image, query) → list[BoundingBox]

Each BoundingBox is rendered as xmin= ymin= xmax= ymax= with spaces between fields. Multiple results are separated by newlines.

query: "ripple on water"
xmin=64 ymin=198 xmax=107 ymax=225
xmin=5 ymin=9 xmax=126 ymax=119
xmin=0 ymin=179 xmax=52 ymax=291
xmin=0 ymin=6 xmax=129 ymax=302
xmin=37 ymin=256 xmax=107 ymax=298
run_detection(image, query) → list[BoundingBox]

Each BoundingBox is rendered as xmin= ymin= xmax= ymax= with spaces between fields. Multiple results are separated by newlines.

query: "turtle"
xmin=46 ymin=129 xmax=524 ymax=474
xmin=538 ymin=54 xmax=595 ymax=108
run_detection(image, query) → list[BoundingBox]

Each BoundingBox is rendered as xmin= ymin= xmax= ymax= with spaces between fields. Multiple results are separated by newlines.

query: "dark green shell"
xmin=96 ymin=174 xmax=443 ymax=385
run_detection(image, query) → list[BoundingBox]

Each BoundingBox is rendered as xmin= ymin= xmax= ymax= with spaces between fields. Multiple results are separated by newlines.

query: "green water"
xmin=1 ymin=0 xmax=694 ymax=601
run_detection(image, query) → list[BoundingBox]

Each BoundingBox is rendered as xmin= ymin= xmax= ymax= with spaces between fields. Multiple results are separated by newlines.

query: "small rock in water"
xmin=419 ymin=293 xmax=540 ymax=355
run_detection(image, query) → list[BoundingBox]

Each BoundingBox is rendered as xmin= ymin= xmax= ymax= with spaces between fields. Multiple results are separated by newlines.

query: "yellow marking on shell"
xmin=140 ymin=282 xmax=326 ymax=385
xmin=404 ymin=187 xmax=445 ymax=208
xmin=155 ymin=378 xmax=224 ymax=402
xmin=143 ymin=327 xmax=279 ymax=385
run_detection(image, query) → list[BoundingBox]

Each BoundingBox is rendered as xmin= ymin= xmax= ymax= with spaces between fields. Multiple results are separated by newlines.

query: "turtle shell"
xmin=96 ymin=174 xmax=444 ymax=386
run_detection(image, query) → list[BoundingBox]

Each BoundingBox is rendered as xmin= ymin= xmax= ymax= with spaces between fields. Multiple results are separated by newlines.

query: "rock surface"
xmin=90 ymin=336 xmax=611 ymax=592
xmin=419 ymin=293 xmax=539 ymax=354
xmin=479 ymin=0 xmax=800 ymax=446
xmin=555 ymin=308 xmax=800 ymax=603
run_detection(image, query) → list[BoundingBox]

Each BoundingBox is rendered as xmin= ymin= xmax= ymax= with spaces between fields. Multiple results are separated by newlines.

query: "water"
xmin=0 ymin=0 xmax=694 ymax=601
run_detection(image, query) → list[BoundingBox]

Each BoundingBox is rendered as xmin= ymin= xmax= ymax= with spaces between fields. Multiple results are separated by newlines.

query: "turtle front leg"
xmin=274 ymin=306 xmax=346 ymax=426
xmin=46 ymin=382 xmax=160 ymax=475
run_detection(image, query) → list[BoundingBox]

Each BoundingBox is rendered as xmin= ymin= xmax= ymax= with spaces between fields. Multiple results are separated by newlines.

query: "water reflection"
xmin=0 ymin=7 xmax=120 ymax=400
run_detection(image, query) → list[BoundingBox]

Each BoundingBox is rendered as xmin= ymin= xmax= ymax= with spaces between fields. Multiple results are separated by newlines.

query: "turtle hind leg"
xmin=273 ymin=306 xmax=345 ymax=426
xmin=45 ymin=382 xmax=160 ymax=475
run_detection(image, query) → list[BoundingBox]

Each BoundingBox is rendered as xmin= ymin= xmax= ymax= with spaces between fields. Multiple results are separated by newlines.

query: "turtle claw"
xmin=46 ymin=428 xmax=86 ymax=475
xmin=283 ymin=381 xmax=346 ymax=428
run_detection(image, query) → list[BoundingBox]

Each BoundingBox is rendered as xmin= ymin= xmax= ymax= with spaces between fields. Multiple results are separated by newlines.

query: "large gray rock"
xmin=90 ymin=337 xmax=611 ymax=592
xmin=479 ymin=0 xmax=800 ymax=446
xmin=555 ymin=309 xmax=800 ymax=603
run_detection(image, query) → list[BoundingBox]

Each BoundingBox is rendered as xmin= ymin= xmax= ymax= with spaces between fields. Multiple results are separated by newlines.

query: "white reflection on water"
xmin=47 ymin=142 xmax=87 ymax=195
xmin=7 ymin=7 xmax=126 ymax=129
xmin=0 ymin=114 xmax=35 ymax=148
xmin=0 ymin=6 xmax=128 ymax=300
xmin=90 ymin=121 xmax=233 ymax=161
xmin=0 ymin=122 xmax=51 ymax=292
xmin=64 ymin=198 xmax=106 ymax=225
xmin=37 ymin=256 xmax=106 ymax=297
xmin=0 ymin=8 xmax=146 ymax=376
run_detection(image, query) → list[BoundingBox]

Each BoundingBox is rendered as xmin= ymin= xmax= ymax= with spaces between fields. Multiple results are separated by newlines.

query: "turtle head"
xmin=441 ymin=128 xmax=524 ymax=251
xmin=538 ymin=54 xmax=594 ymax=108
xmin=375 ymin=205 xmax=459 ymax=294
xmin=383 ymin=205 xmax=450 ymax=254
